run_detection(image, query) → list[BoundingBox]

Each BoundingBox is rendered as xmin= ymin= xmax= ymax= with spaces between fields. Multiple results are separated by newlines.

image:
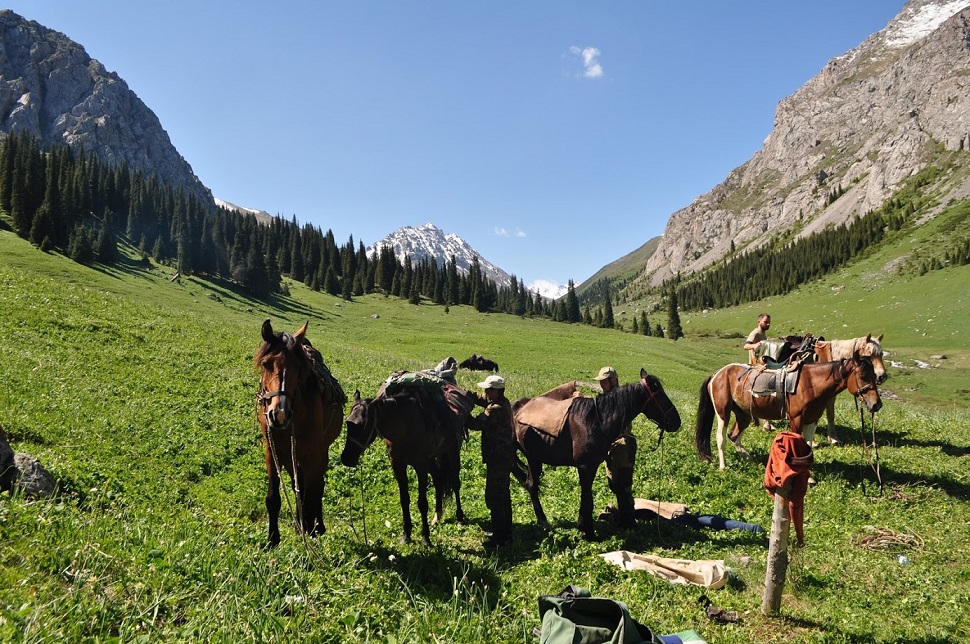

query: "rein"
xmin=345 ymin=400 xmax=380 ymax=453
xmin=639 ymin=378 xmax=675 ymax=445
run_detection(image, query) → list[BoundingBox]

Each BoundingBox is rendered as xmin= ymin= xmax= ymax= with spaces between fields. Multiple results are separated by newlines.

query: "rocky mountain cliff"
xmin=368 ymin=223 xmax=513 ymax=288
xmin=0 ymin=10 xmax=211 ymax=205
xmin=644 ymin=0 xmax=970 ymax=286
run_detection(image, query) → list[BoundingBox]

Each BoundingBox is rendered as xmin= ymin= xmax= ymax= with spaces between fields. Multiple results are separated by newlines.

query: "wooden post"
xmin=762 ymin=482 xmax=792 ymax=615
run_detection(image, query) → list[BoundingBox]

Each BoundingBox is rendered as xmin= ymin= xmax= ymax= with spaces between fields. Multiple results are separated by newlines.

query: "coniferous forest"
xmin=3 ymin=131 xmax=968 ymax=334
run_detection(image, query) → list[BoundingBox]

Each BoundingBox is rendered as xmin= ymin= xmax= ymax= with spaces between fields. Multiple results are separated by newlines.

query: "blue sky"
xmin=7 ymin=1 xmax=905 ymax=294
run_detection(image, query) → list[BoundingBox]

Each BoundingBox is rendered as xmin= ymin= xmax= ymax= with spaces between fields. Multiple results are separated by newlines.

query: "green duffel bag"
xmin=537 ymin=585 xmax=664 ymax=644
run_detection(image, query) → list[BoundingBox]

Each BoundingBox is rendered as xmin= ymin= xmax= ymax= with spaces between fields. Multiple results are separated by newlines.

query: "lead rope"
xmin=855 ymin=396 xmax=883 ymax=495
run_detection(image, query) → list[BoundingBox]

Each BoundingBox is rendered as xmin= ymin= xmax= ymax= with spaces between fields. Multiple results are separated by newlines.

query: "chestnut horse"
xmin=255 ymin=319 xmax=346 ymax=548
xmin=340 ymin=389 xmax=471 ymax=544
xmin=512 ymin=369 xmax=681 ymax=539
xmin=813 ymin=334 xmax=887 ymax=445
xmin=695 ymin=356 xmax=882 ymax=470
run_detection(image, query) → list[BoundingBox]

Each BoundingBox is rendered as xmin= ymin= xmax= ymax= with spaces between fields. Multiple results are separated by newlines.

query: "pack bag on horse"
xmin=512 ymin=369 xmax=681 ymax=540
xmin=459 ymin=353 xmax=500 ymax=372
xmin=255 ymin=319 xmax=346 ymax=548
xmin=811 ymin=334 xmax=887 ymax=445
xmin=695 ymin=353 xmax=882 ymax=471
xmin=340 ymin=358 xmax=475 ymax=545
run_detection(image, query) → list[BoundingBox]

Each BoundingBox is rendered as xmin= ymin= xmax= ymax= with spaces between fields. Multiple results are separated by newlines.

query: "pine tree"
xmin=666 ymin=288 xmax=683 ymax=340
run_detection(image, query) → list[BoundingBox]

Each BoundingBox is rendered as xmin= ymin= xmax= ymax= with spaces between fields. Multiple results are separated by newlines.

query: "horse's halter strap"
xmin=258 ymin=366 xmax=288 ymax=428
xmin=345 ymin=402 xmax=379 ymax=454
xmin=639 ymin=377 xmax=674 ymax=430
xmin=848 ymin=363 xmax=877 ymax=398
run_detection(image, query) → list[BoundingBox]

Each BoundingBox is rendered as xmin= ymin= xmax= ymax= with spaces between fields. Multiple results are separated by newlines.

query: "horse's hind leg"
xmin=302 ymin=475 xmax=326 ymax=537
xmin=729 ymin=410 xmax=754 ymax=463
xmin=525 ymin=457 xmax=550 ymax=530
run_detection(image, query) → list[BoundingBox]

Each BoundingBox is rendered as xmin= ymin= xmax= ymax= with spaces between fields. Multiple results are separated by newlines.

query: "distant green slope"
xmin=576 ymin=236 xmax=660 ymax=297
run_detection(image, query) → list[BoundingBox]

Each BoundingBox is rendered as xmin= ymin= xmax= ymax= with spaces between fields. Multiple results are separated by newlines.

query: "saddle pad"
xmin=516 ymin=396 xmax=575 ymax=437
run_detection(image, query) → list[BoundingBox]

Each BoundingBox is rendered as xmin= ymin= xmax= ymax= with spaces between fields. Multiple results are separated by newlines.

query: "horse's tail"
xmin=695 ymin=376 xmax=715 ymax=463
xmin=511 ymin=452 xmax=530 ymax=489
xmin=433 ymin=451 xmax=458 ymax=500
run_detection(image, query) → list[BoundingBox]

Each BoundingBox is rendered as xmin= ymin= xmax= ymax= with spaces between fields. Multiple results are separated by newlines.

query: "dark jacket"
xmin=467 ymin=392 xmax=516 ymax=465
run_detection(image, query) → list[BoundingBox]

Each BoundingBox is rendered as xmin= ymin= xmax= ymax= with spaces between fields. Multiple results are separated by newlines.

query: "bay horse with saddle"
xmin=255 ymin=319 xmax=346 ymax=547
xmin=340 ymin=364 xmax=474 ymax=544
xmin=512 ymin=369 xmax=681 ymax=539
xmin=695 ymin=352 xmax=883 ymax=470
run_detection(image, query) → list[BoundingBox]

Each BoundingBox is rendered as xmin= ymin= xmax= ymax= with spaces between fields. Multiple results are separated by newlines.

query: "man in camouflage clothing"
xmin=597 ymin=366 xmax=637 ymax=528
xmin=466 ymin=374 xmax=515 ymax=549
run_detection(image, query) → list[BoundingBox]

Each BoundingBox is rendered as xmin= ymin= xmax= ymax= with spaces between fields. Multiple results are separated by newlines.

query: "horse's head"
xmin=638 ymin=368 xmax=682 ymax=432
xmin=255 ymin=319 xmax=312 ymax=432
xmin=341 ymin=390 xmax=377 ymax=467
xmin=845 ymin=355 xmax=883 ymax=414
xmin=856 ymin=333 xmax=888 ymax=384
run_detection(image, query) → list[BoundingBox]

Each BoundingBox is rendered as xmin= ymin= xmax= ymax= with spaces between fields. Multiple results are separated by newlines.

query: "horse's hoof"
xmin=828 ymin=437 xmax=841 ymax=445
xmin=401 ymin=534 xmax=412 ymax=544
xmin=455 ymin=512 xmax=467 ymax=525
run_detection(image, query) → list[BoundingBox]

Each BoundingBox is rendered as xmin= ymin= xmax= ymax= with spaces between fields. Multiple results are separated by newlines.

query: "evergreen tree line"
xmin=0 ymin=131 xmax=568 ymax=314
xmin=671 ymin=205 xmax=909 ymax=311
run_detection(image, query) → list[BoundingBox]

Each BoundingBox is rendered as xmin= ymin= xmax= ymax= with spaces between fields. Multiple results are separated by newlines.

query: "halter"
xmin=345 ymin=400 xmax=379 ymax=454
xmin=258 ymin=366 xmax=289 ymax=429
xmin=639 ymin=377 xmax=675 ymax=429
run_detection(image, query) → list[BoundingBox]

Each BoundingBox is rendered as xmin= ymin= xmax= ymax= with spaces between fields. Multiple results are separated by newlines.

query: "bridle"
xmin=258 ymin=366 xmax=289 ymax=430
xmin=639 ymin=376 xmax=676 ymax=430
xmin=345 ymin=399 xmax=379 ymax=454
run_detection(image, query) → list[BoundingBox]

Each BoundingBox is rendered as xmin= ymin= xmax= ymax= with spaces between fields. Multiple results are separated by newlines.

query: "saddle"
xmin=745 ymin=361 xmax=804 ymax=398
xmin=301 ymin=340 xmax=347 ymax=406
xmin=514 ymin=381 xmax=579 ymax=438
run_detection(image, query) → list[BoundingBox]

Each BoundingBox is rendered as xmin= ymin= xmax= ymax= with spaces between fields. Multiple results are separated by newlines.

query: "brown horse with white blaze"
xmin=255 ymin=319 xmax=346 ymax=548
xmin=695 ymin=356 xmax=882 ymax=470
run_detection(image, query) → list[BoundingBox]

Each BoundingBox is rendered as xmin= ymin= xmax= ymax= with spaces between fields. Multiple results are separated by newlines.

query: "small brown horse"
xmin=513 ymin=369 xmax=681 ymax=539
xmin=340 ymin=389 xmax=470 ymax=544
xmin=813 ymin=334 xmax=887 ymax=445
xmin=695 ymin=356 xmax=882 ymax=470
xmin=255 ymin=319 xmax=346 ymax=548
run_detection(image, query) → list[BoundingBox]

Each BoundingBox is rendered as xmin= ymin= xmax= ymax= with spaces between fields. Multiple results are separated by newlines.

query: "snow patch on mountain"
xmin=367 ymin=223 xmax=513 ymax=288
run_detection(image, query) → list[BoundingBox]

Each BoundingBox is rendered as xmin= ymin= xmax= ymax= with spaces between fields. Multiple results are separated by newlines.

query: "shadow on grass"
xmin=814 ymin=459 xmax=970 ymax=500
xmin=349 ymin=540 xmax=503 ymax=606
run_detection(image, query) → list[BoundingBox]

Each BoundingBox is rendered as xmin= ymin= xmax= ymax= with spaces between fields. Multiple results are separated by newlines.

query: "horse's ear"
xmin=876 ymin=333 xmax=884 ymax=342
xmin=353 ymin=390 xmax=361 ymax=402
xmin=295 ymin=320 xmax=309 ymax=340
xmin=864 ymin=333 xmax=872 ymax=343
xmin=640 ymin=367 xmax=648 ymax=380
xmin=261 ymin=319 xmax=275 ymax=343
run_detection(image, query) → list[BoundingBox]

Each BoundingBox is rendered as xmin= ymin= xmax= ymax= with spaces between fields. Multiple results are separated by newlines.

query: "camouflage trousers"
xmin=605 ymin=433 xmax=638 ymax=514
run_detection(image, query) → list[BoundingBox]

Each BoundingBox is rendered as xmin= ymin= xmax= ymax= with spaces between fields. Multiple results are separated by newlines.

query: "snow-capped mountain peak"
xmin=367 ymin=223 xmax=513 ymax=288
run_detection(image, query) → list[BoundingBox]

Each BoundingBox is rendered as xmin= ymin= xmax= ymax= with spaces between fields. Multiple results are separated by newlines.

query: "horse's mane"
xmin=825 ymin=336 xmax=883 ymax=360
xmin=573 ymin=379 xmax=654 ymax=426
xmin=253 ymin=331 xmax=300 ymax=368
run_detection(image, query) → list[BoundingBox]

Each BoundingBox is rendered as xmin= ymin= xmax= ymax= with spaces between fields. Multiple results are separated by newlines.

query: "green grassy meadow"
xmin=1 ymin=228 xmax=968 ymax=643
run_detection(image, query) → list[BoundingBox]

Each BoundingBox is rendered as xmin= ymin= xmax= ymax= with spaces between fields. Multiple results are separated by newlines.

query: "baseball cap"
xmin=477 ymin=375 xmax=505 ymax=390
xmin=595 ymin=366 xmax=617 ymax=381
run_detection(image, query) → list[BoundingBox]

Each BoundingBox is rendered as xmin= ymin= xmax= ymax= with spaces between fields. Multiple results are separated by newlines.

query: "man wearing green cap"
xmin=467 ymin=374 xmax=515 ymax=549
xmin=596 ymin=366 xmax=637 ymax=528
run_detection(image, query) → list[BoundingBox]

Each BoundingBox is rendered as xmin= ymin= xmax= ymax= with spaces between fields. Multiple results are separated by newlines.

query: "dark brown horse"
xmin=695 ymin=356 xmax=882 ymax=470
xmin=459 ymin=354 xmax=500 ymax=372
xmin=255 ymin=319 xmax=346 ymax=548
xmin=512 ymin=369 xmax=681 ymax=539
xmin=340 ymin=389 xmax=470 ymax=544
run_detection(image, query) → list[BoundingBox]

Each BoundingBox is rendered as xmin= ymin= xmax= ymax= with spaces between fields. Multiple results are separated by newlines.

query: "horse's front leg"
xmin=824 ymin=398 xmax=840 ymax=444
xmin=416 ymin=468 xmax=432 ymax=545
xmin=265 ymin=462 xmax=282 ymax=549
xmin=802 ymin=421 xmax=818 ymax=448
xmin=301 ymin=473 xmax=326 ymax=537
xmin=576 ymin=465 xmax=598 ymax=540
xmin=392 ymin=461 xmax=414 ymax=544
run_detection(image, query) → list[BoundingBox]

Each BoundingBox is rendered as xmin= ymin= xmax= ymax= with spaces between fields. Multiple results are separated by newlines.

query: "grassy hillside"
xmin=0 ymin=229 xmax=967 ymax=642
xmin=577 ymin=235 xmax=661 ymax=296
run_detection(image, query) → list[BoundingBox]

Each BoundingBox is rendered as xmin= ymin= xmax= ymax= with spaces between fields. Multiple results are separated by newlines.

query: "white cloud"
xmin=514 ymin=228 xmax=526 ymax=238
xmin=570 ymin=45 xmax=603 ymax=79
xmin=494 ymin=227 xmax=509 ymax=237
